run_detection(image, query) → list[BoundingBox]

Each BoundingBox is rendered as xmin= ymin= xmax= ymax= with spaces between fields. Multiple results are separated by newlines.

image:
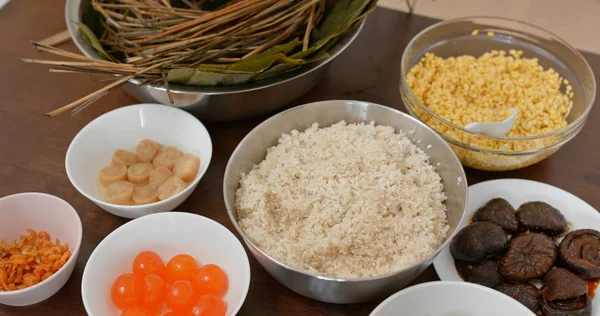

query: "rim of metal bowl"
xmin=400 ymin=16 xmax=597 ymax=143
xmin=223 ymin=100 xmax=469 ymax=283
xmin=65 ymin=0 xmax=365 ymax=95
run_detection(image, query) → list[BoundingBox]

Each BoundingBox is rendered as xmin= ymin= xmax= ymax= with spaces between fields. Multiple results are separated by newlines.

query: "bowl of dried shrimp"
xmin=0 ymin=193 xmax=82 ymax=306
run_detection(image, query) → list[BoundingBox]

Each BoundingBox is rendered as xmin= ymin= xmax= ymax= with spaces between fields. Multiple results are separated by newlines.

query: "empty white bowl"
xmin=66 ymin=103 xmax=212 ymax=219
xmin=81 ymin=212 xmax=250 ymax=316
xmin=370 ymin=281 xmax=536 ymax=316
xmin=0 ymin=193 xmax=82 ymax=306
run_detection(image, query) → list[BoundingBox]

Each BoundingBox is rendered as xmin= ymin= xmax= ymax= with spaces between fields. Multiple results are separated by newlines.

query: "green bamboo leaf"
xmin=290 ymin=34 xmax=335 ymax=60
xmin=289 ymin=0 xmax=372 ymax=61
xmin=169 ymin=52 xmax=306 ymax=85
xmin=167 ymin=68 xmax=256 ymax=86
xmin=253 ymin=51 xmax=331 ymax=81
xmin=76 ymin=22 xmax=114 ymax=62
xmin=310 ymin=28 xmax=325 ymax=42
xmin=229 ymin=53 xmax=304 ymax=72
xmin=196 ymin=64 xmax=229 ymax=70
xmin=318 ymin=0 xmax=372 ymax=36
xmin=252 ymin=64 xmax=300 ymax=81
xmin=193 ymin=38 xmax=302 ymax=72
xmin=80 ymin=0 xmax=104 ymax=38
xmin=244 ymin=38 xmax=302 ymax=61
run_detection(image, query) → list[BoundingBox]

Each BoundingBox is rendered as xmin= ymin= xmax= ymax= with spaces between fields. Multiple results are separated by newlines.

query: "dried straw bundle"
xmin=21 ymin=0 xmax=376 ymax=116
xmin=91 ymin=0 xmax=327 ymax=66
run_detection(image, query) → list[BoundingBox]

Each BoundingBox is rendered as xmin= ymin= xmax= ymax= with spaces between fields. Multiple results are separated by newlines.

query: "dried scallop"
xmin=149 ymin=167 xmax=173 ymax=190
xmin=99 ymin=141 xmax=201 ymax=206
xmin=105 ymin=181 xmax=134 ymax=205
xmin=99 ymin=163 xmax=127 ymax=185
xmin=152 ymin=146 xmax=182 ymax=170
xmin=112 ymin=149 xmax=139 ymax=166
xmin=173 ymin=153 xmax=200 ymax=182
xmin=127 ymin=163 xmax=154 ymax=184
xmin=157 ymin=177 xmax=187 ymax=201
xmin=136 ymin=139 xmax=161 ymax=163
xmin=133 ymin=185 xmax=159 ymax=205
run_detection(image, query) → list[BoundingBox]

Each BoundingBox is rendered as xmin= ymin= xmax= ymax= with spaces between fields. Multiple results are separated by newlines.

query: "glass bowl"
xmin=400 ymin=17 xmax=596 ymax=171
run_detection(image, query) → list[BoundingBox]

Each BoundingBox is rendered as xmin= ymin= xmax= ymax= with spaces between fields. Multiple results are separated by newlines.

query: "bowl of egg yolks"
xmin=65 ymin=103 xmax=212 ymax=219
xmin=81 ymin=212 xmax=251 ymax=316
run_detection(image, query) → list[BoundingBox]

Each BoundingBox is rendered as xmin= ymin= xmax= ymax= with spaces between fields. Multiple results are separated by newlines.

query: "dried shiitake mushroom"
xmin=517 ymin=201 xmax=567 ymax=236
xmin=472 ymin=198 xmax=518 ymax=233
xmin=499 ymin=233 xmax=557 ymax=282
xmin=455 ymin=259 xmax=502 ymax=288
xmin=559 ymin=229 xmax=600 ymax=279
xmin=494 ymin=283 xmax=540 ymax=313
xmin=450 ymin=222 xmax=508 ymax=263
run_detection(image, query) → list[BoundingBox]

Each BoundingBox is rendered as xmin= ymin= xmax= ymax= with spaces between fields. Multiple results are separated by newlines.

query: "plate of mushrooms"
xmin=433 ymin=179 xmax=600 ymax=316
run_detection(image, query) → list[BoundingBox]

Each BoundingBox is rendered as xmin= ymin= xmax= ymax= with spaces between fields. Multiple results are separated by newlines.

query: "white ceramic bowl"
xmin=66 ymin=103 xmax=212 ymax=219
xmin=81 ymin=212 xmax=250 ymax=316
xmin=0 ymin=193 xmax=82 ymax=306
xmin=370 ymin=281 xmax=536 ymax=316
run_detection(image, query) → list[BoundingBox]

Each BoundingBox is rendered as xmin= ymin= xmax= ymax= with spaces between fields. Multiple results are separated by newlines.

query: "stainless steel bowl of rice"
xmin=223 ymin=100 xmax=468 ymax=303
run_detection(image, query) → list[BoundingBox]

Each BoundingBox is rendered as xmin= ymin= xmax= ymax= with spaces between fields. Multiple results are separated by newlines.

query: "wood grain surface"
xmin=0 ymin=1 xmax=599 ymax=315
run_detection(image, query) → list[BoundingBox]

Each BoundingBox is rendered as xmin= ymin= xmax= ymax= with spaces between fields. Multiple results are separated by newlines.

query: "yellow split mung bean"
xmin=406 ymin=50 xmax=573 ymax=144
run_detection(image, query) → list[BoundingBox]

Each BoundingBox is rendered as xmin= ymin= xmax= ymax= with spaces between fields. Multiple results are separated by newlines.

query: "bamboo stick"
xmin=36 ymin=30 xmax=72 ymax=47
xmin=46 ymin=61 xmax=168 ymax=117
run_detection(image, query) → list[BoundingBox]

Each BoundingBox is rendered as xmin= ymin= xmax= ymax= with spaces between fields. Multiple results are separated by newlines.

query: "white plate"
xmin=370 ymin=281 xmax=535 ymax=316
xmin=433 ymin=178 xmax=600 ymax=312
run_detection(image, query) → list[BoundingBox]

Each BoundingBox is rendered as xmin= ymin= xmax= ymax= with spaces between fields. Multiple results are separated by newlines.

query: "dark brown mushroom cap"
xmin=559 ymin=229 xmax=600 ymax=279
xmin=543 ymin=268 xmax=588 ymax=301
xmin=540 ymin=295 xmax=592 ymax=316
xmin=494 ymin=283 xmax=540 ymax=313
xmin=499 ymin=233 xmax=557 ymax=282
xmin=455 ymin=259 xmax=503 ymax=288
xmin=517 ymin=201 xmax=567 ymax=236
xmin=472 ymin=198 xmax=518 ymax=233
xmin=450 ymin=222 xmax=508 ymax=263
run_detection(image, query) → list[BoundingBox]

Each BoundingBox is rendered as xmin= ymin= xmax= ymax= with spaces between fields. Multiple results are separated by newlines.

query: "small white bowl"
xmin=370 ymin=281 xmax=536 ymax=316
xmin=66 ymin=103 xmax=212 ymax=219
xmin=81 ymin=212 xmax=250 ymax=316
xmin=0 ymin=193 xmax=83 ymax=306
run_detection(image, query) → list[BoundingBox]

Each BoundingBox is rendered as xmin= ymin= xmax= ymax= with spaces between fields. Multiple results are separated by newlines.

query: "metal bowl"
xmin=65 ymin=0 xmax=365 ymax=121
xmin=223 ymin=100 xmax=468 ymax=304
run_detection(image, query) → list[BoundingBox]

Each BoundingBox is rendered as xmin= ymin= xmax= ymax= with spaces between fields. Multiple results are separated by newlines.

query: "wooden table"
xmin=1 ymin=1 xmax=599 ymax=315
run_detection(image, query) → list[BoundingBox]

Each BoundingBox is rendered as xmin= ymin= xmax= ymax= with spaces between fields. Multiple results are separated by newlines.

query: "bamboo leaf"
xmin=243 ymin=38 xmax=301 ymax=61
xmin=167 ymin=68 xmax=256 ymax=85
xmin=168 ymin=51 xmax=306 ymax=85
xmin=81 ymin=0 xmax=104 ymax=38
xmin=252 ymin=64 xmax=300 ymax=81
xmin=318 ymin=0 xmax=371 ymax=36
xmin=228 ymin=53 xmax=304 ymax=72
xmin=289 ymin=0 xmax=371 ymax=61
xmin=76 ymin=22 xmax=115 ymax=61
xmin=253 ymin=51 xmax=331 ymax=81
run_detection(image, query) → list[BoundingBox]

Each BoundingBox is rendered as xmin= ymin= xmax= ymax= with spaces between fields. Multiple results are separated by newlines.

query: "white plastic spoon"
xmin=464 ymin=108 xmax=518 ymax=137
